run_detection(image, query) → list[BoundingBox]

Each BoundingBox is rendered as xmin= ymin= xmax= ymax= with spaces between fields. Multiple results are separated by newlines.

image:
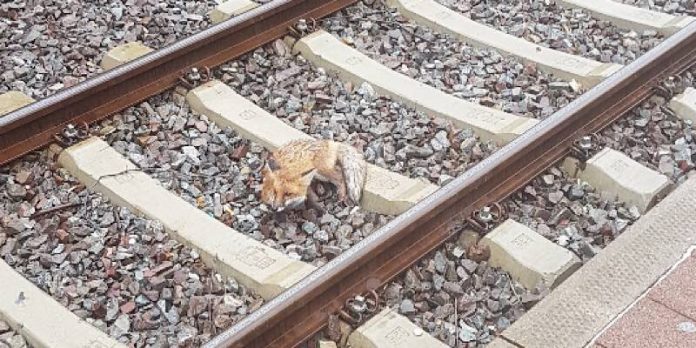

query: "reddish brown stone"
xmin=149 ymin=260 xmax=174 ymax=276
xmin=54 ymin=229 xmax=70 ymax=242
xmin=15 ymin=170 xmax=33 ymax=185
xmin=231 ymin=144 xmax=248 ymax=160
xmin=148 ymin=276 xmax=167 ymax=290
xmin=105 ymin=266 xmax=117 ymax=278
xmin=120 ymin=301 xmax=136 ymax=314
xmin=91 ymin=302 xmax=106 ymax=319
xmin=467 ymin=243 xmax=490 ymax=262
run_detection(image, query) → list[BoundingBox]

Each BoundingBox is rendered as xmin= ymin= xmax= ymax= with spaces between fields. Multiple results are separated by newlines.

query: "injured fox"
xmin=260 ymin=139 xmax=367 ymax=212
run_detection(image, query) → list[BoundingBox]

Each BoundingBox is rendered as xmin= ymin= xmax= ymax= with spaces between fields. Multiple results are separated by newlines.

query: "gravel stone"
xmin=6 ymin=184 xmax=26 ymax=199
xmin=381 ymin=242 xmax=532 ymax=347
xmin=598 ymin=68 xmax=696 ymax=185
xmin=0 ymin=321 xmax=8 ymax=334
xmin=618 ymin=0 xmax=696 ymax=14
xmin=458 ymin=322 xmax=477 ymax=343
xmin=0 ymin=0 xmax=217 ymax=99
xmin=505 ymin=165 xmax=638 ymax=262
xmin=0 ymin=320 xmax=30 ymax=348
xmin=436 ymin=0 xmax=665 ymax=65
xmin=0 ymin=150 xmax=262 ymax=347
xmin=100 ymin=91 xmax=386 ymax=266
xmin=216 ymin=44 xmax=497 ymax=186
xmin=323 ymin=2 xmax=580 ymax=119
xmin=400 ymin=298 xmax=416 ymax=314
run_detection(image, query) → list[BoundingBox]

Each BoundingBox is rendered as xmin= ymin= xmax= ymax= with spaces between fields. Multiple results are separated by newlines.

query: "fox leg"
xmin=306 ymin=183 xmax=325 ymax=213
xmin=321 ymin=166 xmax=348 ymax=203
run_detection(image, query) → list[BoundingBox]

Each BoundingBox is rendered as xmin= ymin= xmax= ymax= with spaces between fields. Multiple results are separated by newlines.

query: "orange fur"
xmin=260 ymin=139 xmax=366 ymax=211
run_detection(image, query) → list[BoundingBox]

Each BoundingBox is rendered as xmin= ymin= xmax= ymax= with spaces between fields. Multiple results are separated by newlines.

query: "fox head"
xmin=260 ymin=159 xmax=315 ymax=211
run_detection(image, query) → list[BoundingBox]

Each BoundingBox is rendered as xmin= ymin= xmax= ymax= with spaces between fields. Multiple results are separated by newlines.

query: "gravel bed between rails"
xmin=618 ymin=0 xmax=696 ymax=14
xmin=436 ymin=0 xmax=665 ymax=65
xmin=215 ymin=41 xmax=498 ymax=186
xmin=0 ymin=0 xmax=217 ymax=100
xmin=0 ymin=150 xmax=262 ymax=347
xmin=376 ymin=243 xmax=535 ymax=348
xmin=322 ymin=2 xmax=581 ymax=120
xmin=99 ymin=90 xmax=387 ymax=267
xmin=0 ymin=320 xmax=31 ymax=348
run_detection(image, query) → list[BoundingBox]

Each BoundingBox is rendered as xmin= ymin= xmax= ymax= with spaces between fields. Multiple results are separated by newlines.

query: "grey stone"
xmin=400 ymin=299 xmax=416 ymax=314
xmin=7 ymin=184 xmax=26 ymax=199
xmin=458 ymin=322 xmax=477 ymax=342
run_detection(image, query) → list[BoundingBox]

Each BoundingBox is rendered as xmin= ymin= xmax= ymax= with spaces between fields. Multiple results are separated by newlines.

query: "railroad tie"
xmin=385 ymin=0 xmax=622 ymax=88
xmin=348 ymin=308 xmax=448 ymax=348
xmin=555 ymin=0 xmax=695 ymax=36
xmin=670 ymin=87 xmax=696 ymax=123
xmin=100 ymin=42 xmax=154 ymax=70
xmin=481 ymin=219 xmax=581 ymax=290
xmin=0 ymin=260 xmax=124 ymax=348
xmin=209 ymin=0 xmax=259 ymax=24
xmin=58 ymin=137 xmax=316 ymax=300
xmin=292 ymin=30 xmax=539 ymax=145
xmin=186 ymin=79 xmax=438 ymax=216
xmin=562 ymin=147 xmax=673 ymax=213
xmin=0 ymin=91 xmax=34 ymax=117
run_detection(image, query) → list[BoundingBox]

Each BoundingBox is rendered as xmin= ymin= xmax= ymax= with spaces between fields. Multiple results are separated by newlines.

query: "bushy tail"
xmin=338 ymin=144 xmax=367 ymax=205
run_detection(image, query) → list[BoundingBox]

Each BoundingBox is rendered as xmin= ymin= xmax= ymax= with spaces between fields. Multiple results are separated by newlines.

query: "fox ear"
xmin=261 ymin=163 xmax=271 ymax=176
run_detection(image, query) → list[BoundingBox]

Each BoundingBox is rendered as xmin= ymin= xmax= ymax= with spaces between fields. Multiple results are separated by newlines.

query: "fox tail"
xmin=337 ymin=144 xmax=367 ymax=205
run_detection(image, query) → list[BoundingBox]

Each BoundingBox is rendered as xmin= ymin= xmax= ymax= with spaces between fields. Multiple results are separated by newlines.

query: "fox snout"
xmin=283 ymin=196 xmax=306 ymax=210
xmin=267 ymin=196 xmax=306 ymax=212
xmin=261 ymin=183 xmax=307 ymax=212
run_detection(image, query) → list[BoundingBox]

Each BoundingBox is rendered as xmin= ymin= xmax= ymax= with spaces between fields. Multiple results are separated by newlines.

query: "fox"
xmin=260 ymin=139 xmax=367 ymax=212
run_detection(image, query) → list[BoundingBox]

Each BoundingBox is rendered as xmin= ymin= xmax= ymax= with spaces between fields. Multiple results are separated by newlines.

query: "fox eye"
xmin=267 ymin=157 xmax=281 ymax=171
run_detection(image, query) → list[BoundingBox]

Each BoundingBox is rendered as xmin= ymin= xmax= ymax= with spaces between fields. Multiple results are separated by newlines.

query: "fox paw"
xmin=306 ymin=197 xmax=326 ymax=214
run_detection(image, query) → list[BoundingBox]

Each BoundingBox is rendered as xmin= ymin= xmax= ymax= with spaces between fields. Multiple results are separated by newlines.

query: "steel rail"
xmin=0 ymin=0 xmax=358 ymax=166
xmin=205 ymin=22 xmax=696 ymax=348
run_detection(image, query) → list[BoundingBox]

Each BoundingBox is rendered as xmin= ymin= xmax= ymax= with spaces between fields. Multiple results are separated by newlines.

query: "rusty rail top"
xmin=0 ymin=0 xmax=358 ymax=165
xmin=205 ymin=22 xmax=696 ymax=348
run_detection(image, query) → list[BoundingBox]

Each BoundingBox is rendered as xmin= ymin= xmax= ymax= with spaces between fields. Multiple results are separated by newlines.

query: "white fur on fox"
xmin=337 ymin=143 xmax=368 ymax=204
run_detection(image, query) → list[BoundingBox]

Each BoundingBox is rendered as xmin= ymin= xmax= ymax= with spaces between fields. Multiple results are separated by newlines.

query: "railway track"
xmin=1 ymin=1 xmax=696 ymax=347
